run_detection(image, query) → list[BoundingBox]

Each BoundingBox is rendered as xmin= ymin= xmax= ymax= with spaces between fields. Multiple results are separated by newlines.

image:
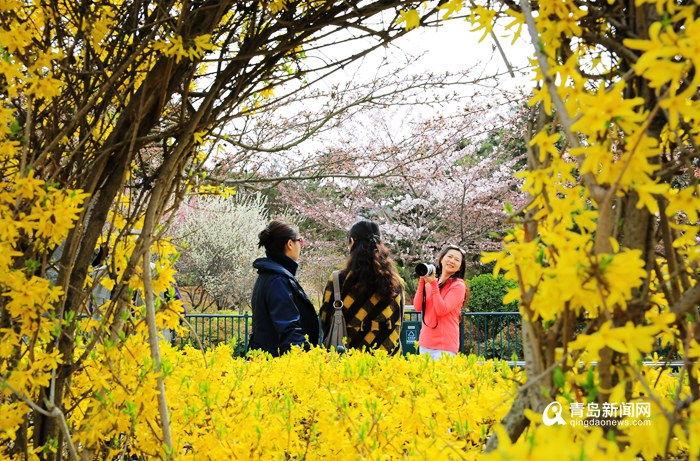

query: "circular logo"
xmin=542 ymin=401 xmax=567 ymax=426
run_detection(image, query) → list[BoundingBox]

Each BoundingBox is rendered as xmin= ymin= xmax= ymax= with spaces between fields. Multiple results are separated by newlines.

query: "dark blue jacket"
xmin=249 ymin=254 xmax=320 ymax=356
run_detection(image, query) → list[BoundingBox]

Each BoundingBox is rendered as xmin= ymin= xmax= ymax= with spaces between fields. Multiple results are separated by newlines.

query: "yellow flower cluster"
xmin=0 ymin=3 xmax=65 ymax=105
xmin=498 ymin=360 xmax=694 ymax=460
xmin=478 ymin=0 xmax=700 ymax=354
xmin=0 ymin=0 xmax=696 ymax=458
xmin=64 ymin=343 xmax=521 ymax=459
xmin=466 ymin=0 xmax=700 ymax=455
xmin=153 ymin=34 xmax=217 ymax=64
xmin=2 ymin=338 xmax=689 ymax=459
xmin=0 ymin=173 xmax=89 ymax=441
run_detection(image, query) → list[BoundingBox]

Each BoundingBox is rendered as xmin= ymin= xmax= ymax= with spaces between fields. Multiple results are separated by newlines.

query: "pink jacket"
xmin=413 ymin=277 xmax=468 ymax=354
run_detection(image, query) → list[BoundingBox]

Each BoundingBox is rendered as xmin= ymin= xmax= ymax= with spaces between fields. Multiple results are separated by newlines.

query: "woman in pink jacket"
xmin=413 ymin=244 xmax=470 ymax=359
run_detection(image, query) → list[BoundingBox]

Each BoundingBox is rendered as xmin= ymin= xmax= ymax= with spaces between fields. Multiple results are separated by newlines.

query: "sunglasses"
xmin=292 ymin=237 xmax=306 ymax=247
xmin=445 ymin=245 xmax=466 ymax=254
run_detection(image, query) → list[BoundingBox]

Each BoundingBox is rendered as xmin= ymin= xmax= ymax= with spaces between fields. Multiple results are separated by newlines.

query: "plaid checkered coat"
xmin=319 ymin=271 xmax=403 ymax=355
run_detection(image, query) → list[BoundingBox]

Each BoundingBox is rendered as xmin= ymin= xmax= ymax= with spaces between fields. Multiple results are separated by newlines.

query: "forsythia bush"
xmin=1 ymin=316 xmax=693 ymax=461
xmin=68 ymin=341 xmax=518 ymax=459
xmin=2 ymin=0 xmax=699 ymax=458
xmin=398 ymin=0 xmax=700 ymax=457
xmin=6 ymin=336 xmax=682 ymax=460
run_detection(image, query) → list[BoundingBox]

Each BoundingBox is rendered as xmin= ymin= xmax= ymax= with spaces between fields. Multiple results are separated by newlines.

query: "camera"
xmin=415 ymin=263 xmax=437 ymax=277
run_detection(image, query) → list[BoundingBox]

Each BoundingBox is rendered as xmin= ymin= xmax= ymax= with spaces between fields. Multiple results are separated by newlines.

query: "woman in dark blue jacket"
xmin=249 ymin=220 xmax=319 ymax=356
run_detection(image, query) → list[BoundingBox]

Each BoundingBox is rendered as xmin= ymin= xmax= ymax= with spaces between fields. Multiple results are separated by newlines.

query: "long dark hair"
xmin=258 ymin=220 xmax=298 ymax=254
xmin=435 ymin=244 xmax=467 ymax=281
xmin=342 ymin=220 xmax=402 ymax=298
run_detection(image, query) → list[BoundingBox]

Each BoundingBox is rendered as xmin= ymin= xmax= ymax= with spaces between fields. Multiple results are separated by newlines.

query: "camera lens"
xmin=415 ymin=263 xmax=434 ymax=276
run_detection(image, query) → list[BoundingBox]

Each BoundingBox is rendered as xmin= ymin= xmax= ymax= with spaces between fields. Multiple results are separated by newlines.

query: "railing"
xmin=175 ymin=308 xmax=524 ymax=360
xmin=402 ymin=309 xmax=523 ymax=360
xmin=175 ymin=310 xmax=682 ymax=367
xmin=463 ymin=312 xmax=523 ymax=360
xmin=174 ymin=313 xmax=251 ymax=354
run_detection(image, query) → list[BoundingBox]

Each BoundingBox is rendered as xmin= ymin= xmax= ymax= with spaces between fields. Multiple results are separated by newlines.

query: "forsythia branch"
xmin=670 ymin=283 xmax=700 ymax=320
xmin=1 ymin=379 xmax=79 ymax=461
xmin=143 ymin=249 xmax=174 ymax=456
xmin=518 ymin=0 xmax=611 ymax=254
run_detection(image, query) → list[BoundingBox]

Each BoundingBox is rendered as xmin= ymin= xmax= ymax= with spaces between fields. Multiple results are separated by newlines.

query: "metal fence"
xmin=174 ymin=308 xmax=524 ymax=360
xmin=402 ymin=309 xmax=522 ymax=359
xmin=175 ymin=313 xmax=251 ymax=355
xmin=174 ymin=309 xmax=684 ymax=368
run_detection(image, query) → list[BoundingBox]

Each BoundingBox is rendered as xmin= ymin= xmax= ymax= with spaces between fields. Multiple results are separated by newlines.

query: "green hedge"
xmin=466 ymin=274 xmax=518 ymax=312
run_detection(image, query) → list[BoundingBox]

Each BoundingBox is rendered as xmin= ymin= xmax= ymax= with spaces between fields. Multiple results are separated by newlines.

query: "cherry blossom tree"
xmin=269 ymin=96 xmax=530 ymax=292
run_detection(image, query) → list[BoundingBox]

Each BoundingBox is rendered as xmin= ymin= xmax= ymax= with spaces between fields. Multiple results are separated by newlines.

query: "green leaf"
xmin=10 ymin=119 xmax=21 ymax=135
xmin=605 ymin=429 xmax=616 ymax=442
xmin=599 ymin=255 xmax=614 ymax=270
xmin=25 ymin=259 xmax=41 ymax=273
xmin=563 ymin=390 xmax=574 ymax=403
xmin=661 ymin=12 xmax=672 ymax=28
xmin=161 ymin=359 xmax=174 ymax=377
xmin=583 ymin=367 xmax=598 ymax=403
xmin=537 ymin=248 xmax=545 ymax=265
xmin=0 ymin=45 xmax=10 ymax=62
xmin=553 ymin=366 xmax=566 ymax=389
xmin=123 ymin=400 xmax=137 ymax=418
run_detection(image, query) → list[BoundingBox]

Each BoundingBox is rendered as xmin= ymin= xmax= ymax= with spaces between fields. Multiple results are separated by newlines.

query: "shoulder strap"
xmin=422 ymin=282 xmax=437 ymax=329
xmin=332 ymin=270 xmax=342 ymax=308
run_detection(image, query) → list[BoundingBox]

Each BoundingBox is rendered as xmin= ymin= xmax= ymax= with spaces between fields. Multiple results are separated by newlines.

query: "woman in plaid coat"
xmin=320 ymin=220 xmax=404 ymax=354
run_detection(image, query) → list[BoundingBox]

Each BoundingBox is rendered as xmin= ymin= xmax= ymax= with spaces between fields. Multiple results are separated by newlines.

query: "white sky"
xmin=216 ymin=17 xmax=538 ymax=164
xmin=388 ymin=19 xmax=533 ymax=83
xmin=313 ymin=17 xmax=535 ymax=99
xmin=287 ymin=17 xmax=536 ymax=149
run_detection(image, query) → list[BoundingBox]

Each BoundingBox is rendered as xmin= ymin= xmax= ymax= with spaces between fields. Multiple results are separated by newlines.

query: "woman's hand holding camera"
xmin=415 ymin=263 xmax=438 ymax=284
